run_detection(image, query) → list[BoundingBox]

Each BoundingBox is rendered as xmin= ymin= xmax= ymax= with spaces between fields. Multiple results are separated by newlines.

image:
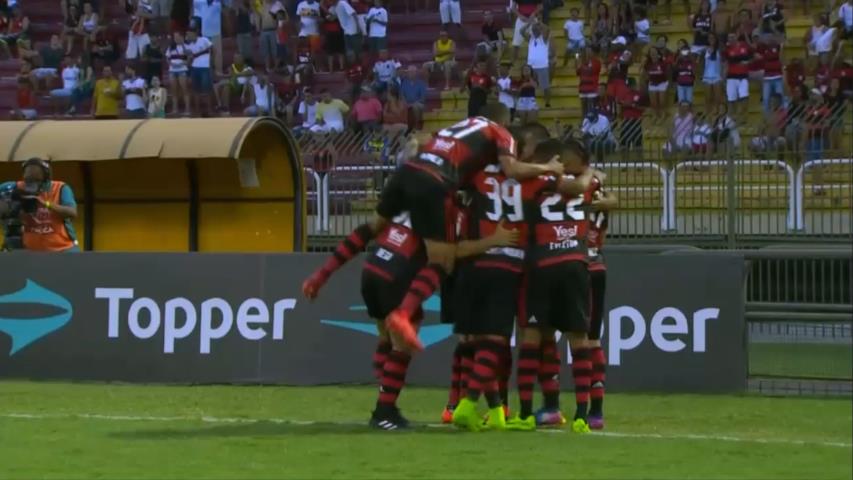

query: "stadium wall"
xmin=0 ymin=252 xmax=747 ymax=393
xmin=0 ymin=118 xmax=305 ymax=252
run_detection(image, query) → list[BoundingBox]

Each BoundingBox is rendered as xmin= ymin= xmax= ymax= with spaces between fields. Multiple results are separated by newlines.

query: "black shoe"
xmin=369 ymin=407 xmax=410 ymax=431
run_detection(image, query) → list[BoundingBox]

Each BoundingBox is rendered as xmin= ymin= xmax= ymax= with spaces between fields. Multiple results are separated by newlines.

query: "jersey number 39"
xmin=484 ymin=177 xmax=523 ymax=222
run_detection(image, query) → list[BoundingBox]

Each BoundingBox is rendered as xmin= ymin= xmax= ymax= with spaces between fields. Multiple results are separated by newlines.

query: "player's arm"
xmin=592 ymin=190 xmax=618 ymax=210
xmin=302 ymin=214 xmax=388 ymax=300
xmin=555 ymin=167 xmax=597 ymax=196
xmin=499 ymin=154 xmax=564 ymax=180
xmin=455 ymin=220 xmax=519 ymax=258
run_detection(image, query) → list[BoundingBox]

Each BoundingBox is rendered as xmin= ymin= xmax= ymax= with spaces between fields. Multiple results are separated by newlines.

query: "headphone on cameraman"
xmin=22 ymin=157 xmax=52 ymax=183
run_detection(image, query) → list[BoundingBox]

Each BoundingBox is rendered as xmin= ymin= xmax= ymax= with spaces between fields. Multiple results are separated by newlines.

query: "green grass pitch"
xmin=0 ymin=381 xmax=850 ymax=479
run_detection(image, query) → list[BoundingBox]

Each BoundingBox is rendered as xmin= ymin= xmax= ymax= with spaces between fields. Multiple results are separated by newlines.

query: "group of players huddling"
xmin=303 ymin=102 xmax=616 ymax=433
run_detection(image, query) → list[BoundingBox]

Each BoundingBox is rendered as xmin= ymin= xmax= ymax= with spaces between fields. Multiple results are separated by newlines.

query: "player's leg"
xmin=302 ymin=222 xmax=376 ymax=299
xmin=362 ymin=275 xmax=394 ymax=381
xmin=588 ymin=267 xmax=607 ymax=429
xmin=373 ymin=321 xmax=392 ymax=381
xmin=507 ymin=271 xmax=546 ymax=431
xmin=535 ymin=326 xmax=566 ymax=427
xmin=558 ymin=262 xmax=593 ymax=434
xmin=372 ymin=307 xmax=423 ymax=430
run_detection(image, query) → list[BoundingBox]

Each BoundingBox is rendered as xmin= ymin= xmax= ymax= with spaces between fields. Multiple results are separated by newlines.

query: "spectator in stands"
xmin=786 ymin=56 xmax=806 ymax=97
xmin=166 ymin=30 xmax=191 ymax=116
xmin=841 ymin=0 xmax=853 ymax=39
xmin=61 ymin=4 xmax=81 ymax=55
xmin=663 ymin=101 xmax=695 ymax=157
xmin=516 ymin=63 xmax=538 ymax=124
xmin=399 ymin=65 xmax=426 ymax=129
xmin=321 ymin=0 xmax=345 ymax=71
xmin=343 ymin=52 xmax=364 ymax=101
xmin=195 ymin=0 xmax=222 ymax=73
xmin=11 ymin=61 xmax=37 ymax=120
xmin=828 ymin=65 xmax=850 ymax=150
xmin=606 ymin=39 xmax=631 ymax=97
xmin=576 ymin=46 xmax=601 ymax=116
xmin=813 ymin=55 xmax=832 ymax=95
xmin=496 ymin=63 xmax=515 ymax=119
xmin=141 ymin=35 xmax=164 ymax=80
xmin=311 ymin=89 xmax=349 ymax=132
xmin=72 ymin=3 xmax=100 ymax=54
xmin=759 ymin=0 xmax=785 ymax=41
xmin=122 ymin=64 xmax=147 ymax=118
xmin=187 ymin=28 xmax=213 ymax=115
xmin=755 ymin=36 xmax=783 ymax=112
xmin=15 ymin=37 xmax=38 ymax=63
xmin=482 ymin=10 xmax=505 ymax=62
xmin=296 ymin=89 xmax=318 ymax=131
xmin=750 ymin=92 xmax=787 ymax=155
xmin=582 ymin=108 xmax=615 ymax=161
xmin=297 ymin=0 xmax=322 ymax=60
xmin=511 ymin=0 xmax=541 ymax=64
xmin=274 ymin=10 xmax=291 ymax=70
xmin=424 ymin=29 xmax=456 ymax=90
xmin=655 ymin=0 xmax=691 ymax=26
xmin=724 ymin=32 xmax=752 ymax=120
xmin=833 ymin=57 xmax=853 ymax=98
xmin=0 ymin=6 xmax=28 ymax=57
xmin=634 ymin=7 xmax=651 ymax=49
xmin=712 ymin=0 xmax=732 ymax=38
xmin=382 ymin=85 xmax=409 ymax=134
xmin=591 ymin=2 xmax=611 ymax=54
xmin=803 ymin=88 xmax=830 ymax=162
xmin=50 ymin=55 xmax=81 ymax=100
xmin=92 ymin=28 xmax=119 ymax=66
xmin=147 ymin=75 xmax=167 ymax=117
xmin=439 ymin=0 xmax=462 ymax=32
xmin=351 ymin=0 xmax=370 ymax=38
xmin=805 ymin=13 xmax=833 ymax=66
xmin=214 ymin=52 xmax=253 ymax=112
xmin=372 ymin=49 xmax=401 ymax=95
xmin=690 ymin=0 xmax=712 ymax=54
xmin=675 ymin=46 xmax=696 ymax=104
xmin=127 ymin=0 xmax=153 ymax=60
xmin=526 ymin=21 xmax=553 ymax=108
xmin=562 ymin=8 xmax=584 ymax=67
xmin=784 ymin=84 xmax=809 ymax=153
xmin=66 ymin=55 xmax=95 ymax=115
xmin=710 ymin=102 xmax=741 ymax=152
xmin=366 ymin=0 xmax=388 ymax=56
xmin=643 ymin=47 xmax=669 ymax=119
xmin=618 ymin=77 xmax=644 ymax=153
xmin=258 ymin=0 xmax=285 ymax=72
xmin=461 ymin=59 xmax=492 ymax=117
xmin=701 ymin=33 xmax=723 ymax=115
xmin=335 ymin=0 xmax=362 ymax=61
xmin=234 ymin=0 xmax=254 ymax=64
xmin=351 ymin=87 xmax=382 ymax=132
xmin=92 ymin=65 xmax=121 ymax=119
xmin=29 ymin=35 xmax=64 ymax=90
xmin=243 ymin=74 xmax=277 ymax=116
xmin=733 ymin=8 xmax=755 ymax=41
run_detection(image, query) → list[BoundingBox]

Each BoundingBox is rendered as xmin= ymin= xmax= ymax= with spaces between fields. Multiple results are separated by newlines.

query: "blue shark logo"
xmin=321 ymin=295 xmax=453 ymax=348
xmin=0 ymin=280 xmax=73 ymax=355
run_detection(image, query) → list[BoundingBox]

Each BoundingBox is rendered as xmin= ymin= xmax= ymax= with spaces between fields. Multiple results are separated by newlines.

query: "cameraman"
xmin=0 ymin=158 xmax=79 ymax=252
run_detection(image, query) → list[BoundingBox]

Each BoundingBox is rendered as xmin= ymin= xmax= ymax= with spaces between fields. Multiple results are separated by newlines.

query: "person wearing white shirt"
xmin=526 ymin=22 xmax=553 ymax=107
xmin=195 ymin=0 xmax=223 ymax=74
xmin=562 ymin=8 xmax=585 ymax=66
xmin=186 ymin=29 xmax=213 ymax=115
xmin=296 ymin=0 xmax=322 ymax=54
xmin=244 ymin=75 xmax=276 ymax=116
xmin=840 ymin=0 xmax=853 ymax=38
xmin=581 ymin=109 xmax=615 ymax=161
xmin=634 ymin=12 xmax=651 ymax=45
xmin=297 ymin=90 xmax=319 ymax=130
xmin=366 ymin=0 xmax=388 ymax=53
xmin=166 ymin=31 xmax=191 ymax=115
xmin=49 ymin=56 xmax=81 ymax=102
xmin=335 ymin=0 xmax=363 ymax=57
xmin=440 ymin=0 xmax=462 ymax=28
xmin=121 ymin=64 xmax=147 ymax=118
xmin=372 ymin=49 xmax=401 ymax=94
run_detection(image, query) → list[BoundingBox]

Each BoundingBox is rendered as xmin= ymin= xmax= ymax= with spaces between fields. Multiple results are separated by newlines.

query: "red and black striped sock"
xmin=539 ymin=340 xmax=561 ymax=411
xmin=590 ymin=346 xmax=607 ymax=416
xmin=316 ymin=223 xmax=373 ymax=281
xmin=570 ymin=346 xmax=592 ymax=420
xmin=372 ymin=340 xmax=392 ymax=381
xmin=376 ymin=350 xmax=412 ymax=411
xmin=467 ymin=339 xmax=503 ymax=408
xmin=498 ymin=342 xmax=512 ymax=408
xmin=446 ymin=342 xmax=465 ymax=408
xmin=459 ymin=341 xmax=475 ymax=398
xmin=517 ymin=341 xmax=540 ymax=419
xmin=397 ymin=264 xmax=443 ymax=318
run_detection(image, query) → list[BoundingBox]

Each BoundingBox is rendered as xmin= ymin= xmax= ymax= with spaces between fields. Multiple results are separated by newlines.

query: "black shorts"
xmin=376 ymin=163 xmax=456 ymax=242
xmin=588 ymin=269 xmax=606 ymax=340
xmin=361 ymin=269 xmax=407 ymax=320
xmin=451 ymin=264 xmax=521 ymax=337
xmin=526 ymin=261 xmax=590 ymax=334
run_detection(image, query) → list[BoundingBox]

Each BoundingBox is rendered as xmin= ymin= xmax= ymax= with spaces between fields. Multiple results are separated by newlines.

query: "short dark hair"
xmin=533 ymin=138 xmax=589 ymax=166
xmin=522 ymin=122 xmax=551 ymax=145
xmin=477 ymin=102 xmax=509 ymax=122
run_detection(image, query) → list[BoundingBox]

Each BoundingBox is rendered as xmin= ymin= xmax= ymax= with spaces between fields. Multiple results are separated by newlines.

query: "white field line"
xmin=1 ymin=412 xmax=850 ymax=449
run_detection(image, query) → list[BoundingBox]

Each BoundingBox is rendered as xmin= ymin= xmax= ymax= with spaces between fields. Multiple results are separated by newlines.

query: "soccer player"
xmin=380 ymin=103 xmax=563 ymax=353
xmin=584 ymin=181 xmax=617 ymax=430
xmin=507 ymin=138 xmax=603 ymax=433
xmin=303 ymin=211 xmax=518 ymax=430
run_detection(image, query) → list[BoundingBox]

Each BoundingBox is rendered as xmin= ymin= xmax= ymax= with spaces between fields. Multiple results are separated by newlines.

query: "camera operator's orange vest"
xmin=16 ymin=180 xmax=76 ymax=252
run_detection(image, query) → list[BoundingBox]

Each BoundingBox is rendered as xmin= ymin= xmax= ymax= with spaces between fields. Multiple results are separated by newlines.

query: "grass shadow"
xmin=110 ymin=421 xmax=459 ymax=440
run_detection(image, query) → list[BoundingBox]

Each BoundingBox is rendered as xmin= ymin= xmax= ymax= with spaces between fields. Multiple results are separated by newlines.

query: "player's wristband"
xmin=45 ymin=201 xmax=52 ymax=209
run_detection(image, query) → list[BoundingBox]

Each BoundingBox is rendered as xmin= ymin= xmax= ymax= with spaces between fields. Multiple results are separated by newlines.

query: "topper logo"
xmin=387 ymin=227 xmax=408 ymax=247
xmin=432 ymin=139 xmax=455 ymax=151
xmin=608 ymin=306 xmax=720 ymax=365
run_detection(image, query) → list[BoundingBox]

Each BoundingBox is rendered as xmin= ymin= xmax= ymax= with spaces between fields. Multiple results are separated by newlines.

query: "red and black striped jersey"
xmin=465 ymin=165 xmax=529 ymax=273
xmin=412 ymin=117 xmax=517 ymax=188
xmin=587 ymin=182 xmax=609 ymax=270
xmin=364 ymin=212 xmax=427 ymax=284
xmin=724 ymin=42 xmax=752 ymax=79
xmin=522 ymin=174 xmax=595 ymax=268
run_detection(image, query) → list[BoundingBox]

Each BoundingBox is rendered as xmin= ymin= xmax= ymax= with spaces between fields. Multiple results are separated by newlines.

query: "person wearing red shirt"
xmin=756 ymin=37 xmax=784 ymax=112
xmin=345 ymin=51 xmax=365 ymax=101
xmin=618 ymin=77 xmax=645 ymax=152
xmin=643 ymin=47 xmax=669 ymax=119
xmin=11 ymin=61 xmax=37 ymax=120
xmin=749 ymin=93 xmax=787 ymax=155
xmin=802 ymin=88 xmax=831 ymax=163
xmin=674 ymin=47 xmax=696 ymax=104
xmin=576 ymin=46 xmax=602 ymax=117
xmin=785 ymin=57 xmax=806 ymax=96
xmin=813 ymin=59 xmax=832 ymax=96
xmin=723 ymin=32 xmax=752 ymax=119
xmin=462 ymin=60 xmax=493 ymax=118
xmin=605 ymin=44 xmax=631 ymax=100
xmin=832 ymin=59 xmax=853 ymax=98
xmin=321 ymin=0 xmax=345 ymax=72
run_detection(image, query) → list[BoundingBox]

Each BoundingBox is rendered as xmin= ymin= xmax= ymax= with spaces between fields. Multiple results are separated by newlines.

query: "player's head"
xmin=477 ymin=102 xmax=510 ymax=125
xmin=533 ymin=138 xmax=589 ymax=174
xmin=512 ymin=122 xmax=551 ymax=162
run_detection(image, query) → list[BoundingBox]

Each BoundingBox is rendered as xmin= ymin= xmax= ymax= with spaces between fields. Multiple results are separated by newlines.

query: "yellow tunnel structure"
xmin=0 ymin=118 xmax=305 ymax=252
